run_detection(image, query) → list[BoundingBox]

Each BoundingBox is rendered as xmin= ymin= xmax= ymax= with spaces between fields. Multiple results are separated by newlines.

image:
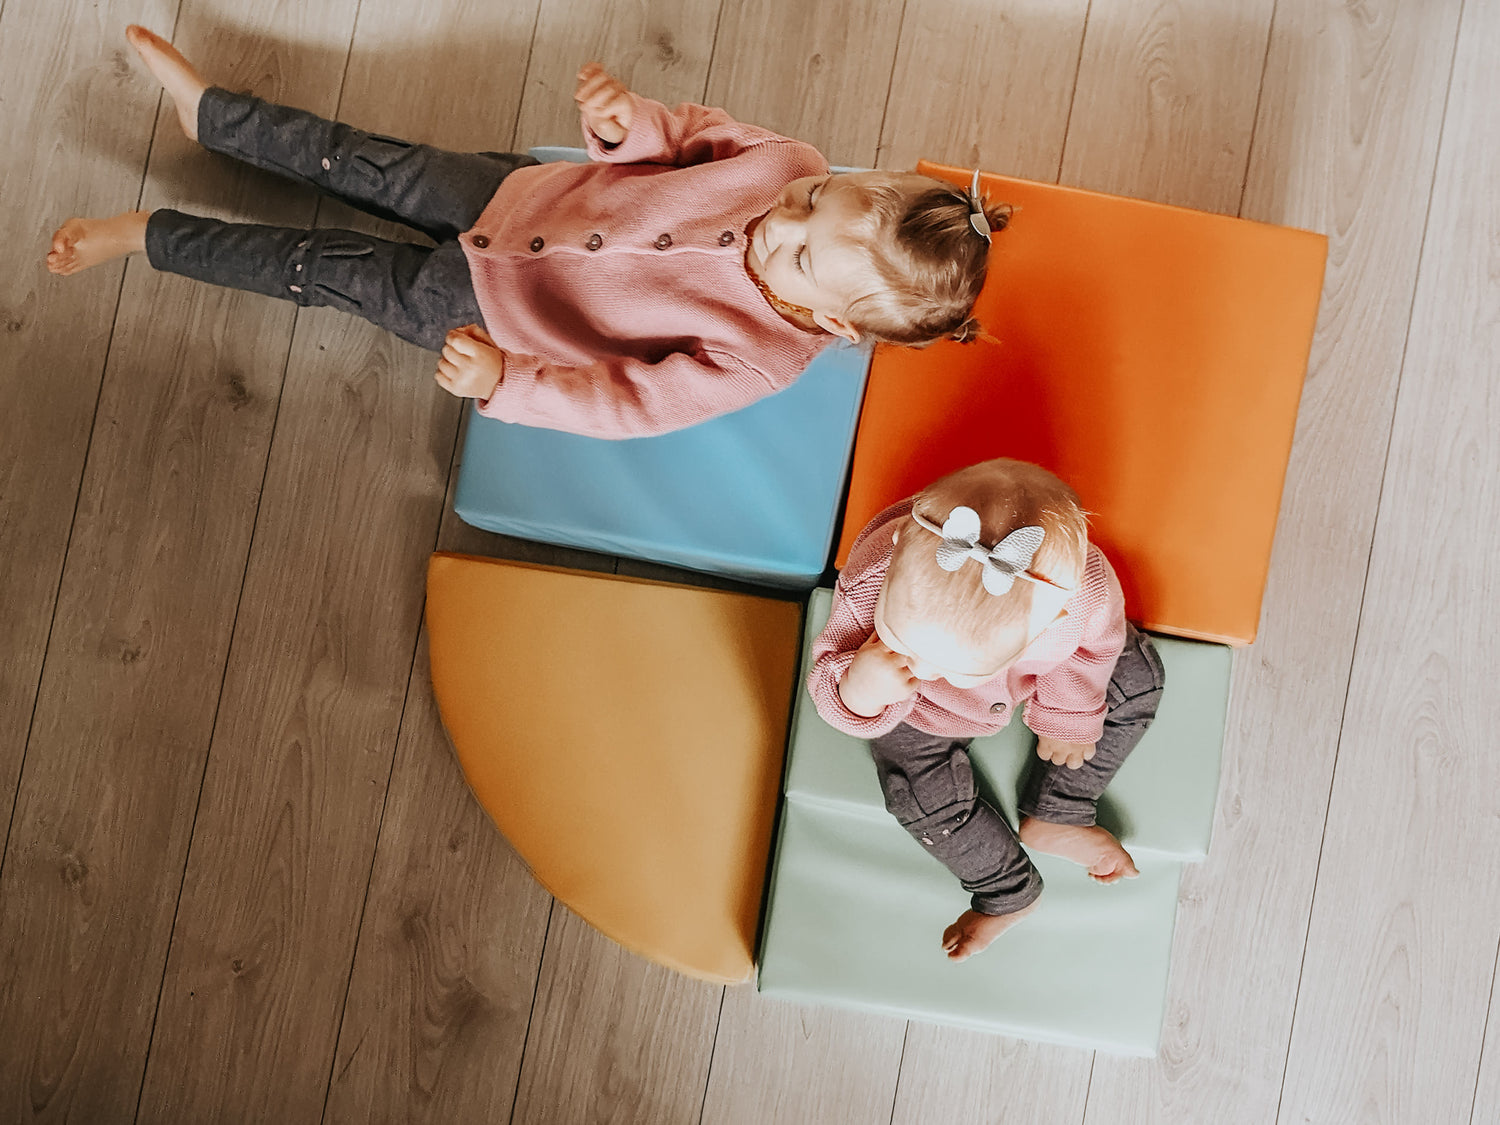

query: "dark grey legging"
xmin=868 ymin=623 xmax=1166 ymax=916
xmin=144 ymin=87 xmax=538 ymax=350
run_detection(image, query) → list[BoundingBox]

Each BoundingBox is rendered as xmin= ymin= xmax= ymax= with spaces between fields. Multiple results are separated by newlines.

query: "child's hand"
xmin=838 ymin=633 xmax=918 ymax=717
xmin=435 ymin=324 xmax=505 ymax=400
xmin=575 ymin=62 xmax=634 ymax=144
xmin=1036 ymin=737 xmax=1096 ymax=771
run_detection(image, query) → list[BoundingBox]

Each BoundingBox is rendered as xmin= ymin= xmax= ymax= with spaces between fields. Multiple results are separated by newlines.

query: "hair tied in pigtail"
xmin=966 ymin=170 xmax=992 ymax=244
xmin=950 ymin=317 xmax=982 ymax=344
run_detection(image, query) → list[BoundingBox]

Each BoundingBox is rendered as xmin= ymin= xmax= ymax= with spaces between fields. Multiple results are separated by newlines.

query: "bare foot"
xmin=1019 ymin=817 xmax=1139 ymax=884
xmin=46 ymin=213 xmax=150 ymax=276
xmin=126 ymin=25 xmax=208 ymax=141
xmin=941 ymin=899 xmax=1039 ymax=962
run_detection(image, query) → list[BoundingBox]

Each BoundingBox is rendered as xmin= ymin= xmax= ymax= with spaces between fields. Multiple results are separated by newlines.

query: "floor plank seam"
xmin=507 ymin=0 xmax=548 ymax=153
xmin=1271 ymin=7 xmax=1468 ymax=1120
xmin=505 ymin=899 xmax=556 ymax=1125
xmin=869 ymin=0 xmax=910 ymax=169
xmin=1233 ymin=0 xmax=1282 ymax=219
xmin=1468 ymin=930 xmax=1500 ymax=1125
xmin=699 ymin=0 xmax=731 ymax=105
xmin=1052 ymin=0 xmax=1095 ymax=186
xmin=883 ymin=1022 xmax=910 ymax=1125
xmin=695 ymin=985 xmax=730 ymax=1124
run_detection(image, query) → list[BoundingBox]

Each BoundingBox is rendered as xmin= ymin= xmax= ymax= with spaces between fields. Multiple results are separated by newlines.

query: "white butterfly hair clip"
xmin=909 ymin=505 xmax=1073 ymax=597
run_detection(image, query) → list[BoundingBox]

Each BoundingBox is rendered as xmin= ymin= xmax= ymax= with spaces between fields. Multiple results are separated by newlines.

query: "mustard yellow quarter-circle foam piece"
xmin=424 ymin=553 xmax=803 ymax=983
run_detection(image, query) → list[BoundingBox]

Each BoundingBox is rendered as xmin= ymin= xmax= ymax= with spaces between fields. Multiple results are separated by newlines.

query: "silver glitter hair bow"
xmin=967 ymin=170 xmax=991 ymax=244
xmin=910 ymin=505 xmax=1051 ymax=596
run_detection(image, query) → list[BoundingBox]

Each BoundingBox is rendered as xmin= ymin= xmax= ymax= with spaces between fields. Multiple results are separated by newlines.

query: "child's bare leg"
xmin=126 ymin=25 xmax=208 ymax=141
xmin=46 ymin=212 xmax=149 ymax=276
xmin=1018 ymin=817 xmax=1138 ymax=883
xmin=942 ymin=898 xmax=1039 ymax=962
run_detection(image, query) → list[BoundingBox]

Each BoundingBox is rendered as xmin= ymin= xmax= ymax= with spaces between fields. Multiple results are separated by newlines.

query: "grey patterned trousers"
xmin=868 ymin=623 xmax=1166 ymax=916
xmin=144 ymin=87 xmax=537 ymax=350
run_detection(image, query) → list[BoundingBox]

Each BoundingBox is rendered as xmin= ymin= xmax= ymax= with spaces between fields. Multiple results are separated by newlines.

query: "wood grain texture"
xmin=0 ymin=3 xmax=356 ymax=1120
xmin=323 ymin=635 xmax=554 ymax=1124
xmin=1083 ymin=1 xmax=1465 ymax=1121
xmin=1061 ymin=0 xmax=1275 ymax=214
xmin=704 ymin=0 xmax=906 ymax=167
xmin=0 ymin=0 xmax=174 ymax=845
xmin=132 ymin=1 xmax=541 ymax=1119
xmin=515 ymin=0 xmax=723 ymax=147
xmin=131 ymin=313 xmax=447 ymax=1124
xmin=511 ymin=907 xmax=724 ymax=1125
xmin=700 ymin=989 xmax=906 ymax=1125
xmin=876 ymin=0 xmax=1089 ymax=178
xmin=1276 ymin=0 xmax=1500 ymax=1118
xmin=890 ymin=1023 xmax=1092 ymax=1125
xmin=5 ymin=0 xmax=1499 ymax=1118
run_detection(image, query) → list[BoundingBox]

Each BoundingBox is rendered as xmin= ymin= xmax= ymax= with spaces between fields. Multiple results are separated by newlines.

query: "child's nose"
xmin=765 ymin=208 xmax=802 ymax=246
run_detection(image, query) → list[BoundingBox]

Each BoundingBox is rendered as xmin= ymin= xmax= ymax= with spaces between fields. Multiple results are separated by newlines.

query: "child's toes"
xmin=1089 ymin=851 xmax=1139 ymax=883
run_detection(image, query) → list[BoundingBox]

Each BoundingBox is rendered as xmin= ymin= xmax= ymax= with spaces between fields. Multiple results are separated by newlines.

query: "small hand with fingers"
xmin=839 ymin=633 xmax=919 ymax=717
xmin=574 ymin=62 xmax=634 ymax=145
xmin=1036 ymin=736 xmax=1097 ymax=771
xmin=435 ymin=323 xmax=505 ymax=400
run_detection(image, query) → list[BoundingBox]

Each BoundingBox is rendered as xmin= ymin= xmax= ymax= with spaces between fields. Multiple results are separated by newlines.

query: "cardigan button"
xmin=471 ymin=234 xmax=490 ymax=249
xmin=989 ymin=702 xmax=1007 ymax=715
xmin=718 ymin=230 xmax=735 ymax=246
xmin=585 ymin=233 xmax=603 ymax=251
xmin=653 ymin=233 xmax=673 ymax=250
xmin=529 ymin=236 xmax=545 ymax=252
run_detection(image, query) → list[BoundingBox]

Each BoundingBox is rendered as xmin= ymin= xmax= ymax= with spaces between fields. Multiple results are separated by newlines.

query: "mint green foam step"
xmin=755 ymin=587 xmax=1233 ymax=1054
xmin=784 ymin=588 xmax=1230 ymax=860
xmin=757 ymin=800 xmax=1183 ymax=1055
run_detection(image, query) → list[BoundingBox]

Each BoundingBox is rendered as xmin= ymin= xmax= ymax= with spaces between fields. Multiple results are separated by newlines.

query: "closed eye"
xmin=794 ymin=244 xmax=806 ymax=272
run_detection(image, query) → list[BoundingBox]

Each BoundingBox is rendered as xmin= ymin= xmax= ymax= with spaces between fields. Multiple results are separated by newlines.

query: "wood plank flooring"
xmin=1 ymin=0 xmax=1495 ymax=1122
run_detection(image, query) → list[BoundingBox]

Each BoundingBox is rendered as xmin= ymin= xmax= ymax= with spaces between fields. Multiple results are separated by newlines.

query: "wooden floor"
xmin=2 ymin=0 xmax=1496 ymax=1120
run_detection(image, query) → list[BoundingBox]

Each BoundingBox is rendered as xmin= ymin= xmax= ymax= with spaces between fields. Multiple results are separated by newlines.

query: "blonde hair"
xmin=885 ymin=459 xmax=1088 ymax=657
xmin=841 ymin=173 xmax=1012 ymax=347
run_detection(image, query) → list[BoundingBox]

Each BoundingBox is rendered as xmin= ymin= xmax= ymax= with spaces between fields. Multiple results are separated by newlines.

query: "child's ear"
xmin=813 ymin=310 xmax=861 ymax=344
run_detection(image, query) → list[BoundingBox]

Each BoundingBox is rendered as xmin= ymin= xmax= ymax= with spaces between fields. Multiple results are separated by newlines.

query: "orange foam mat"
xmin=838 ymin=161 xmax=1327 ymax=644
xmin=425 ymin=553 xmax=802 ymax=983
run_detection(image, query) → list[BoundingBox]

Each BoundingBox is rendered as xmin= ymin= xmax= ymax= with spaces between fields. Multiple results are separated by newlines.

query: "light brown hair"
xmin=884 ymin=459 xmax=1088 ymax=658
xmin=842 ymin=173 xmax=1012 ymax=346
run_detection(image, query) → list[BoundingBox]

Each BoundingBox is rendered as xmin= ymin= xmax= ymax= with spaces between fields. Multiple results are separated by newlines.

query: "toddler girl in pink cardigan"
xmin=47 ymin=28 xmax=1009 ymax=439
xmin=808 ymin=459 xmax=1165 ymax=960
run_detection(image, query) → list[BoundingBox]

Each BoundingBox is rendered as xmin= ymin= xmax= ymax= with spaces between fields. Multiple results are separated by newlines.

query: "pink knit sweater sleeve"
xmin=1022 ymin=549 xmax=1127 ymax=744
xmin=807 ymin=568 xmax=918 ymax=737
xmin=584 ymin=93 xmax=802 ymax=167
xmin=806 ymin=507 xmax=919 ymax=737
xmin=474 ymin=347 xmax=779 ymax=439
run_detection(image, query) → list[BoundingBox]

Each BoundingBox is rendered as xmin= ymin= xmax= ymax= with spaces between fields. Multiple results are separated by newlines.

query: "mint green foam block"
xmin=757 ymin=801 xmax=1183 ymax=1055
xmin=756 ymin=588 xmax=1232 ymax=1054
xmin=784 ymin=588 xmax=1230 ymax=860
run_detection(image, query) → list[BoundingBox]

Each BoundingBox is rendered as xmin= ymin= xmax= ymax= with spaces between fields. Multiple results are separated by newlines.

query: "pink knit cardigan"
xmin=807 ymin=500 xmax=1128 ymax=742
xmin=459 ymin=94 xmax=832 ymax=438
